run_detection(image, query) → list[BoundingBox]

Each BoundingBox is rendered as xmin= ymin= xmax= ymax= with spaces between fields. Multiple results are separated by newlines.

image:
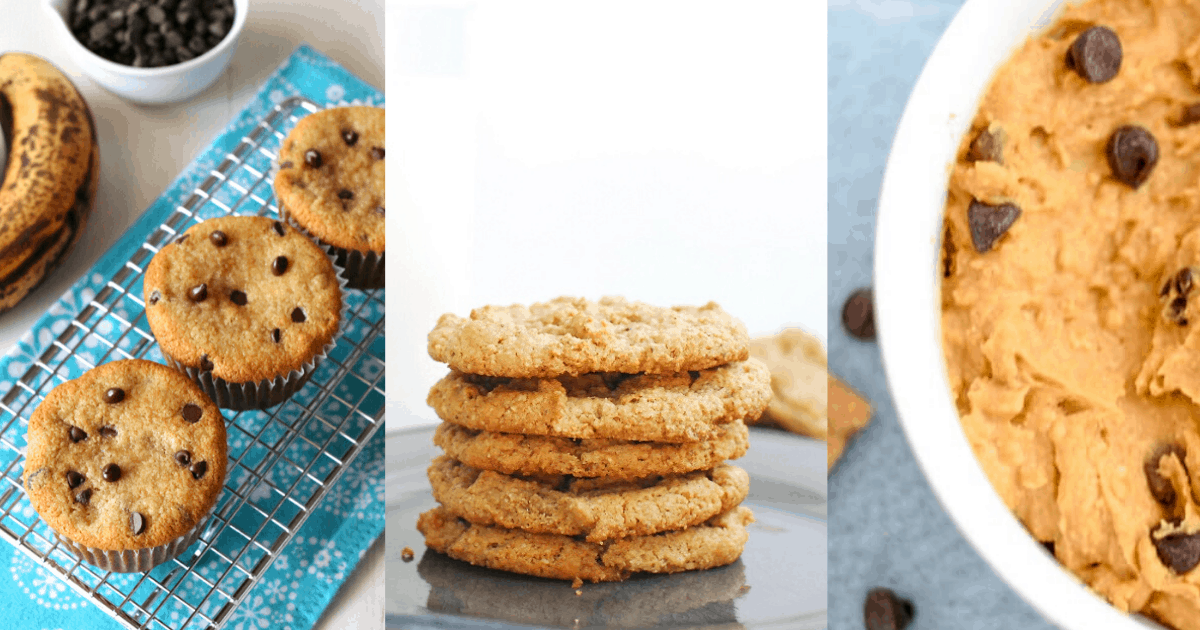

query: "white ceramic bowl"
xmin=875 ymin=0 xmax=1167 ymax=629
xmin=42 ymin=0 xmax=247 ymax=105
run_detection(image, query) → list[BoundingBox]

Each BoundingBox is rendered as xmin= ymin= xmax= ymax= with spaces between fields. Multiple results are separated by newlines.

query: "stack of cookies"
xmin=416 ymin=296 xmax=772 ymax=583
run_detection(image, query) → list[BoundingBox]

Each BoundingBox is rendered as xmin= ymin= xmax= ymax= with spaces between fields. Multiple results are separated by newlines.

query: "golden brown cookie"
xmin=748 ymin=328 xmax=827 ymax=439
xmin=427 ymin=360 xmax=770 ymax=443
xmin=417 ymin=505 xmax=754 ymax=582
xmin=144 ymin=215 xmax=342 ymax=409
xmin=427 ymin=455 xmax=749 ymax=542
xmin=23 ymin=360 xmax=226 ymax=571
xmin=274 ymin=106 xmax=384 ymax=289
xmin=427 ymin=297 xmax=750 ymax=378
xmin=433 ymin=420 xmax=749 ymax=480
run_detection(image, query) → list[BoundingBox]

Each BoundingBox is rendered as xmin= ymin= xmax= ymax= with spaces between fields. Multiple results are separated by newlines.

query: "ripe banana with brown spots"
xmin=0 ymin=52 xmax=98 ymax=312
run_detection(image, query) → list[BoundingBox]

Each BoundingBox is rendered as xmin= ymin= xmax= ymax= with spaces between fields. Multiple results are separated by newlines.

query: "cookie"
xmin=748 ymin=328 xmax=828 ymax=439
xmin=427 ymin=360 xmax=770 ymax=443
xmin=433 ymin=420 xmax=749 ymax=480
xmin=427 ymin=297 xmax=750 ymax=378
xmin=274 ymin=106 xmax=385 ymax=289
xmin=428 ymin=455 xmax=749 ymax=542
xmin=417 ymin=505 xmax=754 ymax=582
xmin=144 ymin=215 xmax=343 ymax=409
xmin=23 ymin=360 xmax=226 ymax=572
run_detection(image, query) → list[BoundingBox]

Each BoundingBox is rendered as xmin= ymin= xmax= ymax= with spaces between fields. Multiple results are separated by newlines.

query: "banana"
xmin=0 ymin=52 xmax=98 ymax=312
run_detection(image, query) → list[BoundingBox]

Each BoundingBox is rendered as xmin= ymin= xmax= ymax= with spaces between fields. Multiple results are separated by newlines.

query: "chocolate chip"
xmin=279 ymin=160 xmax=294 ymax=169
xmin=1179 ymin=104 xmax=1200 ymax=127
xmin=175 ymin=233 xmax=189 ymax=244
xmin=967 ymin=127 xmax=1003 ymax=164
xmin=1171 ymin=296 xmax=1188 ymax=322
xmin=1163 ymin=279 xmax=1174 ymax=298
xmin=304 ymin=149 xmax=322 ymax=168
xmin=99 ymin=426 xmax=117 ymax=438
xmin=190 ymin=461 xmax=208 ymax=480
xmin=130 ymin=512 xmax=146 ymax=535
xmin=230 ymin=290 xmax=247 ymax=306
xmin=1146 ymin=444 xmax=1188 ymax=506
xmin=1107 ymin=125 xmax=1158 ymax=189
xmin=342 ymin=129 xmax=359 ymax=146
xmin=272 ymin=256 xmax=289 ymax=276
xmin=146 ymin=4 xmax=165 ymax=23
xmin=370 ymin=147 xmax=384 ymax=160
xmin=66 ymin=471 xmax=85 ymax=489
xmin=273 ymin=221 xmax=286 ymax=237
xmin=1154 ymin=528 xmax=1200 ymax=574
xmin=69 ymin=427 xmax=87 ymax=443
xmin=76 ymin=488 xmax=92 ymax=506
xmin=1066 ymin=26 xmax=1122 ymax=84
xmin=149 ymin=290 xmax=161 ymax=305
xmin=1178 ymin=268 xmax=1194 ymax=296
xmin=175 ymin=450 xmax=192 ymax=466
xmin=375 ymin=206 xmax=385 ymax=217
xmin=189 ymin=283 xmax=208 ymax=303
xmin=105 ymin=387 xmax=125 ymax=404
xmin=182 ymin=402 xmax=203 ymax=423
xmin=864 ymin=588 xmax=914 ymax=630
xmin=271 ymin=328 xmax=282 ymax=343
xmin=291 ymin=307 xmax=306 ymax=323
xmin=199 ymin=354 xmax=214 ymax=371
xmin=842 ymin=288 xmax=876 ymax=341
xmin=338 ymin=189 xmax=354 ymax=200
xmin=210 ymin=230 xmax=228 ymax=247
xmin=967 ymin=199 xmax=1021 ymax=253
xmin=102 ymin=463 xmax=122 ymax=482
xmin=1042 ymin=540 xmax=1056 ymax=555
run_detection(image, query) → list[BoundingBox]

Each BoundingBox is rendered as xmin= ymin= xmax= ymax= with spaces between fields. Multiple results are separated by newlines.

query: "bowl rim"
xmin=873 ymin=0 xmax=1167 ymax=628
xmin=41 ymin=0 xmax=248 ymax=77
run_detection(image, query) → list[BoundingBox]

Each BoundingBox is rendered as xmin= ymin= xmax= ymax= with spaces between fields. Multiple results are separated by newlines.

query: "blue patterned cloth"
xmin=827 ymin=2 xmax=1056 ymax=629
xmin=0 ymin=45 xmax=384 ymax=630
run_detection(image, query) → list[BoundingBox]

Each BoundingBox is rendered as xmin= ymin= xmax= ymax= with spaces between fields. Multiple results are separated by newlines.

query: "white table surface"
xmin=0 ymin=1 xmax=384 ymax=628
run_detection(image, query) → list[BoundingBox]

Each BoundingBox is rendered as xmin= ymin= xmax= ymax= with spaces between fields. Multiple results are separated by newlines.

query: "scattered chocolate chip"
xmin=271 ymin=328 xmax=282 ymax=343
xmin=842 ymin=288 xmax=876 ymax=341
xmin=130 ymin=512 xmax=146 ymax=535
xmin=1066 ymin=26 xmax=1122 ymax=84
xmin=370 ymin=147 xmax=385 ymax=160
xmin=210 ymin=230 xmax=228 ymax=247
xmin=342 ymin=129 xmax=359 ymax=146
xmin=864 ymin=588 xmax=914 ymax=630
xmin=104 ymin=387 xmax=125 ymax=404
xmin=190 ymin=461 xmax=208 ymax=480
xmin=230 ymin=290 xmax=248 ymax=306
xmin=199 ymin=354 xmax=214 ymax=371
xmin=290 ymin=307 xmax=306 ymax=323
xmin=401 ymin=547 xmax=415 ymax=562
xmin=69 ymin=427 xmax=87 ymax=443
xmin=76 ymin=488 xmax=92 ymax=506
xmin=273 ymin=221 xmax=286 ymax=237
xmin=1154 ymin=528 xmax=1200 ymax=574
xmin=1042 ymin=541 xmax=1056 ymax=555
xmin=1178 ymin=268 xmax=1194 ymax=296
xmin=272 ymin=256 xmax=289 ymax=276
xmin=149 ymin=290 xmax=161 ymax=305
xmin=188 ymin=283 xmax=208 ymax=303
xmin=182 ymin=402 xmax=203 ymax=423
xmin=66 ymin=471 xmax=85 ymax=489
xmin=1146 ymin=444 xmax=1188 ymax=506
xmin=967 ymin=199 xmax=1022 ymax=253
xmin=338 ymin=189 xmax=354 ymax=200
xmin=174 ymin=450 xmax=192 ymax=466
xmin=102 ymin=463 xmax=122 ymax=482
xmin=304 ymin=149 xmax=322 ymax=168
xmin=100 ymin=425 xmax=117 ymax=438
xmin=1107 ymin=125 xmax=1158 ymax=189
xmin=967 ymin=127 xmax=1004 ymax=164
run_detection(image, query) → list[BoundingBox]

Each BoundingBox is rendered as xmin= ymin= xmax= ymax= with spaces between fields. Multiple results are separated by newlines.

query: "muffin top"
xmin=273 ymin=106 xmax=385 ymax=253
xmin=24 ymin=360 xmax=226 ymax=550
xmin=144 ymin=215 xmax=342 ymax=383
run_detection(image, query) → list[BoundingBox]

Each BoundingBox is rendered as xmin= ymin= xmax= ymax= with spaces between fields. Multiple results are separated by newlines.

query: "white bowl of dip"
xmin=875 ymin=0 xmax=1169 ymax=628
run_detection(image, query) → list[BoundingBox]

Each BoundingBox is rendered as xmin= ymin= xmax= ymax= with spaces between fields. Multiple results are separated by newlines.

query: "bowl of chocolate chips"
xmin=44 ymin=0 xmax=246 ymax=104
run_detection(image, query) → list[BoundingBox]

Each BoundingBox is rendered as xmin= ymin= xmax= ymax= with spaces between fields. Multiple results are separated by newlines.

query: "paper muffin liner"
xmin=278 ymin=204 xmax=384 ymax=290
xmin=55 ymin=500 xmax=218 ymax=573
xmin=160 ymin=240 xmax=351 ymax=411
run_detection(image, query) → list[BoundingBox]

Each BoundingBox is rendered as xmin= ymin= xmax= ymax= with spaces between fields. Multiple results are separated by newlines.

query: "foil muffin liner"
xmin=279 ymin=204 xmax=384 ymax=290
xmin=55 ymin=500 xmax=218 ymax=573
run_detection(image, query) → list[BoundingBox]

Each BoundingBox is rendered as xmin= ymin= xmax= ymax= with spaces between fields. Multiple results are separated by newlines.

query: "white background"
xmin=389 ymin=0 xmax=828 ymax=430
xmin=0 ymin=1 xmax=383 ymax=626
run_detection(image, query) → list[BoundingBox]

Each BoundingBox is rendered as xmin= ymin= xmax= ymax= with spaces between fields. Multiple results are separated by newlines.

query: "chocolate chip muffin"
xmin=144 ymin=215 xmax=343 ymax=409
xmin=23 ymin=360 xmax=226 ymax=572
xmin=274 ymin=106 xmax=384 ymax=289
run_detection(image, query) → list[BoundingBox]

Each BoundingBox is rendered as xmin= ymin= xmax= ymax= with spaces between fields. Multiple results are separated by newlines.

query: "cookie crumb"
xmin=575 ymin=589 xmax=582 ymax=596
xmin=571 ymin=577 xmax=583 ymax=588
xmin=401 ymin=546 xmax=415 ymax=562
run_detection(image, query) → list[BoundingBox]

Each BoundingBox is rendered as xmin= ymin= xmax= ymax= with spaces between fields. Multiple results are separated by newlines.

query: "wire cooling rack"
xmin=0 ymin=96 xmax=385 ymax=630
